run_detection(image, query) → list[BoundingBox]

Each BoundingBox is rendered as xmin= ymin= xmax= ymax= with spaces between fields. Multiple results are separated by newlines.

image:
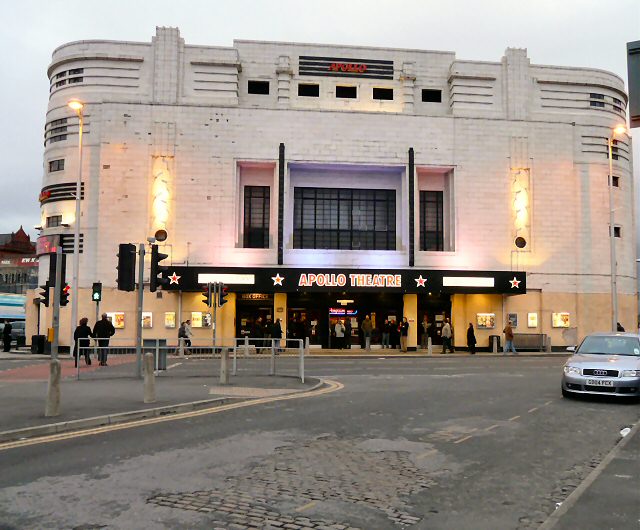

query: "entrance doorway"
xmin=417 ymin=293 xmax=452 ymax=346
xmin=236 ymin=295 xmax=273 ymax=339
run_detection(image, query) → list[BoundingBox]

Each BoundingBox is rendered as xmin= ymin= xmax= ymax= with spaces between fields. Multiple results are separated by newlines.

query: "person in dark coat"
xmin=2 ymin=321 xmax=12 ymax=352
xmin=273 ymin=318 xmax=283 ymax=352
xmin=467 ymin=323 xmax=477 ymax=355
xmin=344 ymin=319 xmax=352 ymax=349
xmin=93 ymin=313 xmax=115 ymax=366
xmin=390 ymin=320 xmax=400 ymax=349
xmin=400 ymin=317 xmax=410 ymax=352
xmin=73 ymin=317 xmax=93 ymax=367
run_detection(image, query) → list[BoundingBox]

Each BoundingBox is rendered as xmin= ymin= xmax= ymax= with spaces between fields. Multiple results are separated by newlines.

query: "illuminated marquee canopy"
xmin=163 ymin=267 xmax=526 ymax=294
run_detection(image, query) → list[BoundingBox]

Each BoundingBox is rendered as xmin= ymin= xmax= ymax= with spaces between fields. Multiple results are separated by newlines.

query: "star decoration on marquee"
xmin=509 ymin=276 xmax=521 ymax=289
xmin=272 ymin=273 xmax=285 ymax=286
xmin=168 ymin=272 xmax=181 ymax=285
xmin=415 ymin=275 xmax=427 ymax=287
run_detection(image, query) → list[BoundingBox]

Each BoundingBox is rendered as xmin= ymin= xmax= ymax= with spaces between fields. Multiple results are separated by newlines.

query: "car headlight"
xmin=621 ymin=370 xmax=639 ymax=377
xmin=563 ymin=365 xmax=581 ymax=375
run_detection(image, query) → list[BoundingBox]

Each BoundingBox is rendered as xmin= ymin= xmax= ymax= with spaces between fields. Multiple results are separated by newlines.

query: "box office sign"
xmin=161 ymin=267 xmax=526 ymax=295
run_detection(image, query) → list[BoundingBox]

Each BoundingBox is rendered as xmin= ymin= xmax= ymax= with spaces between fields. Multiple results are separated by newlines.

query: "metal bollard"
xmin=178 ymin=338 xmax=185 ymax=357
xmin=270 ymin=340 xmax=276 ymax=376
xmin=427 ymin=336 xmax=433 ymax=356
xmin=299 ymin=339 xmax=305 ymax=383
xmin=220 ymin=348 xmax=229 ymax=385
xmin=493 ymin=336 xmax=498 ymax=354
xmin=232 ymin=341 xmax=237 ymax=376
xmin=244 ymin=335 xmax=249 ymax=357
xmin=143 ymin=352 xmax=156 ymax=403
xmin=545 ymin=336 xmax=552 ymax=353
xmin=45 ymin=359 xmax=61 ymax=417
xmin=305 ymin=337 xmax=310 ymax=356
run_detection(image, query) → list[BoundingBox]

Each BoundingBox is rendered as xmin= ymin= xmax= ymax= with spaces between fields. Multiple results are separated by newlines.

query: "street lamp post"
xmin=608 ymin=123 xmax=627 ymax=332
xmin=68 ymin=99 xmax=84 ymax=350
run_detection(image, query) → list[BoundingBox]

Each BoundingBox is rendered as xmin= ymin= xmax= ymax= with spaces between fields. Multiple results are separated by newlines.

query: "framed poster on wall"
xmin=164 ymin=312 xmax=176 ymax=328
xmin=141 ymin=312 xmax=153 ymax=329
xmin=477 ymin=313 xmax=496 ymax=329
xmin=552 ymin=312 xmax=570 ymax=328
xmin=106 ymin=312 xmax=125 ymax=329
xmin=191 ymin=312 xmax=203 ymax=328
xmin=527 ymin=313 xmax=538 ymax=328
xmin=508 ymin=313 xmax=518 ymax=328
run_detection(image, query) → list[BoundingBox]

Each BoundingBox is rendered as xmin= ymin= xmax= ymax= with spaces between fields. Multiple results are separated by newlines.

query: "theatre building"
xmin=28 ymin=27 xmax=636 ymax=350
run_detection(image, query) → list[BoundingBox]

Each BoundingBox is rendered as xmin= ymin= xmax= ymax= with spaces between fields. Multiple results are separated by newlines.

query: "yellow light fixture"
xmin=67 ymin=99 xmax=84 ymax=112
xmin=613 ymin=124 xmax=627 ymax=136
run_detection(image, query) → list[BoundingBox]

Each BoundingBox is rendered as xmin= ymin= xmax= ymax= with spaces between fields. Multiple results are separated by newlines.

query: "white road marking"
xmin=527 ymin=406 xmax=539 ymax=413
xmin=508 ymin=415 xmax=520 ymax=422
xmin=166 ymin=363 xmax=182 ymax=370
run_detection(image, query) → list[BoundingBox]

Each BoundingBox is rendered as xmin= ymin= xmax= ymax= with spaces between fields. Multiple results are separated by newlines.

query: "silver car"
xmin=562 ymin=333 xmax=640 ymax=398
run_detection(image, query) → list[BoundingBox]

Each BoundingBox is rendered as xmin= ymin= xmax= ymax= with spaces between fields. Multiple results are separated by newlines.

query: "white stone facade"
xmin=33 ymin=27 xmax=635 ymax=347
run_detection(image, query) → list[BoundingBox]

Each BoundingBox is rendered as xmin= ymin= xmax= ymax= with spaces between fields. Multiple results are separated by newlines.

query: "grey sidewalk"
xmin=542 ymin=420 xmax=640 ymax=529
xmin=0 ymin=360 xmax=318 ymax=440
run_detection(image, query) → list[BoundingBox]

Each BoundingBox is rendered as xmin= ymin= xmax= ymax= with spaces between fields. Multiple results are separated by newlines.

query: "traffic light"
xmin=117 ymin=243 xmax=136 ymax=291
xmin=218 ymin=284 xmax=229 ymax=306
xmin=201 ymin=283 xmax=212 ymax=307
xmin=38 ymin=281 xmax=50 ymax=307
xmin=60 ymin=284 xmax=70 ymax=307
xmin=92 ymin=282 xmax=102 ymax=302
xmin=150 ymin=244 xmax=169 ymax=292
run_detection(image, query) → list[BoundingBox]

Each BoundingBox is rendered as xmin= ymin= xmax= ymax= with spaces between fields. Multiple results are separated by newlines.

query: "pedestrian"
xmin=344 ymin=318 xmax=352 ymax=349
xmin=178 ymin=322 xmax=189 ymax=355
xmin=334 ymin=319 xmax=345 ymax=349
xmin=273 ymin=318 xmax=283 ymax=352
xmin=617 ymin=322 xmax=625 ymax=332
xmin=420 ymin=315 xmax=429 ymax=350
xmin=503 ymin=320 xmax=517 ymax=354
xmin=441 ymin=318 xmax=454 ymax=353
xmin=390 ymin=320 xmax=400 ymax=349
xmin=253 ymin=316 xmax=265 ymax=353
xmin=382 ymin=319 xmax=391 ymax=349
xmin=400 ymin=317 xmax=409 ymax=352
xmin=264 ymin=318 xmax=273 ymax=351
xmin=361 ymin=314 xmax=373 ymax=351
xmin=73 ymin=317 xmax=93 ymax=367
xmin=93 ymin=313 xmax=116 ymax=366
xmin=467 ymin=323 xmax=476 ymax=355
xmin=2 ymin=321 xmax=12 ymax=352
xmin=184 ymin=319 xmax=194 ymax=351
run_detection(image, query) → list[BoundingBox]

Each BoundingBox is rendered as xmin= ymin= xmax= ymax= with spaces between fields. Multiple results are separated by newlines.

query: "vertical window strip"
xmin=420 ymin=191 xmax=444 ymax=251
xmin=243 ymin=186 xmax=270 ymax=248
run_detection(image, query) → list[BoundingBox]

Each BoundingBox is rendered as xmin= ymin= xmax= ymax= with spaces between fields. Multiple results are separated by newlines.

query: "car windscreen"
xmin=577 ymin=336 xmax=640 ymax=356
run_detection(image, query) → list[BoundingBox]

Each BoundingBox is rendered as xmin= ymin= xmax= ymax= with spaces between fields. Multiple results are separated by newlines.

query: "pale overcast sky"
xmin=1 ymin=0 xmax=638 ymax=238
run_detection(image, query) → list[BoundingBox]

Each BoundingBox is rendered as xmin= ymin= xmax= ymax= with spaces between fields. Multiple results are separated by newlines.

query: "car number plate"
xmin=586 ymin=379 xmax=614 ymax=386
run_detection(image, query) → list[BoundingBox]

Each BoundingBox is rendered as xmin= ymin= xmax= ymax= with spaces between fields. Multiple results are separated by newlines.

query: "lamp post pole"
xmin=608 ymin=134 xmax=618 ymax=332
xmin=69 ymin=100 xmax=84 ymax=349
xmin=607 ymin=124 xmax=627 ymax=332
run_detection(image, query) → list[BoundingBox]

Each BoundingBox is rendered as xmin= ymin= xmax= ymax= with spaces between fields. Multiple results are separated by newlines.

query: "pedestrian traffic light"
xmin=149 ymin=244 xmax=169 ymax=292
xmin=117 ymin=243 xmax=136 ymax=291
xmin=218 ymin=284 xmax=229 ymax=306
xmin=60 ymin=284 xmax=70 ymax=307
xmin=92 ymin=282 xmax=102 ymax=302
xmin=201 ymin=283 xmax=212 ymax=307
xmin=38 ymin=281 xmax=50 ymax=307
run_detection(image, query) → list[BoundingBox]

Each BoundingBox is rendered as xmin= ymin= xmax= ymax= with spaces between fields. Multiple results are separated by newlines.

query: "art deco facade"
xmin=28 ymin=27 xmax=636 ymax=349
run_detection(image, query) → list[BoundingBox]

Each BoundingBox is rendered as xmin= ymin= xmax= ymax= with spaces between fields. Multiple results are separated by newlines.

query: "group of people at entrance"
xmin=73 ymin=314 xmax=116 ymax=367
xmin=333 ymin=315 xmax=410 ymax=352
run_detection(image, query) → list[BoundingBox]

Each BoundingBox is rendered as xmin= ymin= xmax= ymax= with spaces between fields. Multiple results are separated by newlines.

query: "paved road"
xmin=0 ymin=356 xmax=638 ymax=529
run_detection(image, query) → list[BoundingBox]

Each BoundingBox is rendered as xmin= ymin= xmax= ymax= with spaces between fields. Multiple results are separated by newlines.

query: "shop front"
xmin=161 ymin=266 xmax=526 ymax=349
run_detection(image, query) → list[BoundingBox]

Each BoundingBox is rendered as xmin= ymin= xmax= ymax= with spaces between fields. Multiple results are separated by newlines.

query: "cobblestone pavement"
xmin=149 ymin=436 xmax=436 ymax=528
